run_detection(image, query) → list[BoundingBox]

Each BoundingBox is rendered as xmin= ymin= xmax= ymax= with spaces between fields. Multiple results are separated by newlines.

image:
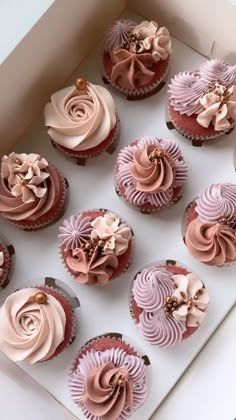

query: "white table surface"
xmin=0 ymin=306 xmax=235 ymax=420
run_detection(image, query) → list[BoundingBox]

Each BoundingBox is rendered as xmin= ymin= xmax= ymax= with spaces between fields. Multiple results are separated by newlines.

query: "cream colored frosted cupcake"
xmin=44 ymin=78 xmax=119 ymax=165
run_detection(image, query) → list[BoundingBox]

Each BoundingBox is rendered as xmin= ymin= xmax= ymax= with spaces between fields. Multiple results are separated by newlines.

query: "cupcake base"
xmin=103 ymin=52 xmax=170 ymax=100
xmin=51 ymin=118 xmax=120 ymax=166
xmin=168 ymin=102 xmax=235 ymax=146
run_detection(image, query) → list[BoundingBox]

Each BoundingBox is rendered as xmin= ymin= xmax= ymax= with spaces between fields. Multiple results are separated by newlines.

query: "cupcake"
xmin=69 ymin=333 xmax=149 ymax=419
xmin=0 ymin=283 xmax=75 ymax=363
xmin=130 ymin=260 xmax=209 ymax=348
xmin=44 ymin=78 xmax=119 ymax=165
xmin=0 ymin=152 xmax=68 ymax=230
xmin=115 ymin=136 xmax=188 ymax=213
xmin=103 ymin=19 xmax=172 ymax=99
xmin=59 ymin=209 xmax=133 ymax=286
xmin=0 ymin=239 xmax=14 ymax=289
xmin=184 ymin=183 xmax=236 ymax=266
xmin=168 ymin=59 xmax=236 ymax=145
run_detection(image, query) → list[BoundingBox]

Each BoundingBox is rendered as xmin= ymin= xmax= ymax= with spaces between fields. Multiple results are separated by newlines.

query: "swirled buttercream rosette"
xmin=115 ymin=136 xmax=188 ymax=214
xmin=0 ymin=152 xmax=68 ymax=230
xmin=103 ymin=19 xmax=172 ymax=99
xmin=183 ymin=183 xmax=236 ymax=266
xmin=0 ymin=277 xmax=79 ymax=363
xmin=69 ymin=333 xmax=149 ymax=419
xmin=44 ymin=78 xmax=119 ymax=165
xmin=167 ymin=59 xmax=236 ymax=146
xmin=130 ymin=260 xmax=209 ymax=348
xmin=58 ymin=209 xmax=134 ymax=286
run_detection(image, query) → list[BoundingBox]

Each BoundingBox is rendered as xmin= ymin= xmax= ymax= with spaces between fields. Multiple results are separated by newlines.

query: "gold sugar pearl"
xmin=34 ymin=292 xmax=47 ymax=304
xmin=75 ymin=78 xmax=87 ymax=91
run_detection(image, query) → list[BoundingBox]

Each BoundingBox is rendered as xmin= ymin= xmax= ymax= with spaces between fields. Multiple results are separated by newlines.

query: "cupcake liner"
xmin=52 ymin=116 xmax=120 ymax=165
xmin=0 ymin=242 xmax=13 ymax=289
xmin=103 ymin=58 xmax=170 ymax=99
xmin=182 ymin=199 xmax=236 ymax=267
xmin=130 ymin=259 xmax=208 ymax=345
xmin=9 ymin=167 xmax=69 ymax=231
xmin=167 ymin=102 xmax=236 ymax=146
xmin=59 ymin=208 xmax=134 ymax=286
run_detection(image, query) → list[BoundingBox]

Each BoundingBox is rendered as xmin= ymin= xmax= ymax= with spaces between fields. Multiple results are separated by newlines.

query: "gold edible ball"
xmin=156 ymin=149 xmax=164 ymax=158
xmin=98 ymin=240 xmax=105 ymax=248
xmin=75 ymin=78 xmax=87 ymax=91
xmin=118 ymin=378 xmax=125 ymax=387
xmin=34 ymin=292 xmax=47 ymax=304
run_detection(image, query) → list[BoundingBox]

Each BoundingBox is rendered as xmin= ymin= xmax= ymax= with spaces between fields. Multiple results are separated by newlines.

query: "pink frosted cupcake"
xmin=103 ymin=19 xmax=172 ymax=99
xmin=0 ymin=152 xmax=68 ymax=230
xmin=115 ymin=136 xmax=188 ymax=213
xmin=59 ymin=209 xmax=133 ymax=286
xmin=0 ymin=240 xmax=14 ymax=289
xmin=44 ymin=78 xmax=119 ymax=165
xmin=184 ymin=183 xmax=236 ymax=266
xmin=168 ymin=59 xmax=236 ymax=145
xmin=69 ymin=333 xmax=149 ymax=419
xmin=130 ymin=260 xmax=209 ymax=348
xmin=0 ymin=284 xmax=76 ymax=363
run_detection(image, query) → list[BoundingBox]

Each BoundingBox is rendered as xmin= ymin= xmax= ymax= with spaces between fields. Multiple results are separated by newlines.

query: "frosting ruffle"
xmin=129 ymin=145 xmax=175 ymax=193
xmin=134 ymin=21 xmax=172 ymax=61
xmin=66 ymin=248 xmax=118 ymax=286
xmin=0 ymin=153 xmax=61 ymax=222
xmin=196 ymin=183 xmax=236 ymax=223
xmin=58 ymin=214 xmax=92 ymax=251
xmin=69 ymin=347 xmax=147 ymax=419
xmin=44 ymin=82 xmax=116 ymax=151
xmin=0 ymin=288 xmax=66 ymax=363
xmin=91 ymin=213 xmax=131 ymax=256
xmin=116 ymin=136 xmax=187 ymax=208
xmin=185 ymin=218 xmax=236 ymax=266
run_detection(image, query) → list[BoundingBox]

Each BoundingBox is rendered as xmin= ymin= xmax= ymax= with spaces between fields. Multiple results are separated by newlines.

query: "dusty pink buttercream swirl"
xmin=0 ymin=288 xmax=66 ymax=363
xmin=66 ymin=248 xmax=118 ymax=286
xmin=116 ymin=137 xmax=187 ymax=208
xmin=129 ymin=145 xmax=175 ymax=193
xmin=132 ymin=267 xmax=186 ymax=348
xmin=44 ymin=82 xmax=116 ymax=151
xmin=84 ymin=362 xmax=133 ymax=419
xmin=69 ymin=347 xmax=147 ymax=419
xmin=185 ymin=218 xmax=236 ymax=266
xmin=196 ymin=183 xmax=236 ymax=222
xmin=0 ymin=153 xmax=61 ymax=222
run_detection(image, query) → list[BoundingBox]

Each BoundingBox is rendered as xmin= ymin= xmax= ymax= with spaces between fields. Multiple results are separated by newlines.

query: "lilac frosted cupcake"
xmin=168 ymin=59 xmax=236 ymax=145
xmin=184 ymin=183 xmax=236 ymax=266
xmin=130 ymin=261 xmax=209 ymax=348
xmin=69 ymin=333 xmax=149 ymax=419
xmin=115 ymin=136 xmax=188 ymax=213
